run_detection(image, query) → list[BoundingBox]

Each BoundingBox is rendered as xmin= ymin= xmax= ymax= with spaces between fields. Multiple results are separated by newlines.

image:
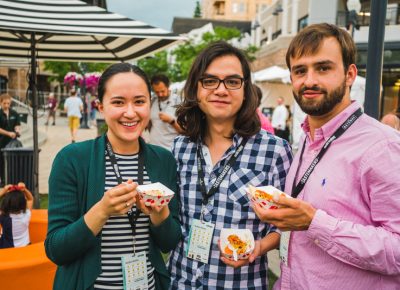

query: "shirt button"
xmin=314 ymin=239 xmax=319 ymax=245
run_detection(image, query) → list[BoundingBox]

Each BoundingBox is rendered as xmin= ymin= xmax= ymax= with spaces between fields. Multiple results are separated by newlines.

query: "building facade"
xmin=251 ymin=0 xmax=400 ymax=116
xmin=202 ymin=0 xmax=273 ymax=21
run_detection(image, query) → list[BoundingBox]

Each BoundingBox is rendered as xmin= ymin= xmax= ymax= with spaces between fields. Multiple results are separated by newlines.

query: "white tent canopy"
xmin=0 ymin=0 xmax=183 ymax=62
xmin=253 ymin=66 xmax=290 ymax=83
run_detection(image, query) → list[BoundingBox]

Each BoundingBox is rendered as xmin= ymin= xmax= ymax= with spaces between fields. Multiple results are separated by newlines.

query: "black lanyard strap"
xmin=291 ymin=108 xmax=363 ymax=198
xmin=197 ymin=138 xmax=247 ymax=205
xmin=105 ymin=136 xmax=144 ymax=236
xmin=158 ymin=99 xmax=170 ymax=112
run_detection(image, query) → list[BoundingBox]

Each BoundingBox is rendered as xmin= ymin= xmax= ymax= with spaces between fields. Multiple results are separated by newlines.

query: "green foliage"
xmin=43 ymin=61 xmax=109 ymax=83
xmin=137 ymin=51 xmax=169 ymax=79
xmin=193 ymin=1 xmax=202 ymax=18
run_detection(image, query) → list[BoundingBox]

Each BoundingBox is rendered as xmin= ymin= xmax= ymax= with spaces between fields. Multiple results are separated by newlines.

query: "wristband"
xmin=169 ymin=119 xmax=175 ymax=125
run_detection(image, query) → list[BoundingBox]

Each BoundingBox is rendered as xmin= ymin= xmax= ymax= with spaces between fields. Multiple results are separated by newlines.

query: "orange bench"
xmin=0 ymin=209 xmax=56 ymax=290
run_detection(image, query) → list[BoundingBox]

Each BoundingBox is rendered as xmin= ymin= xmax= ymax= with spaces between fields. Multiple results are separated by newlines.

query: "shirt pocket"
xmin=227 ymin=168 xmax=267 ymax=223
xmin=178 ymin=163 xmax=199 ymax=217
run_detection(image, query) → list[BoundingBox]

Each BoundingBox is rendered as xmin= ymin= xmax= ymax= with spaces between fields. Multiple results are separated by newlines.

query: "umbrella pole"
xmin=30 ymin=32 xmax=40 ymax=208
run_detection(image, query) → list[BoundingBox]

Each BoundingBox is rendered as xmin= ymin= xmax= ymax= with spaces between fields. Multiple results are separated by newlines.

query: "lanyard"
xmin=157 ymin=99 xmax=170 ymax=112
xmin=197 ymin=138 xmax=247 ymax=206
xmin=291 ymin=108 xmax=363 ymax=198
xmin=105 ymin=136 xmax=144 ymax=250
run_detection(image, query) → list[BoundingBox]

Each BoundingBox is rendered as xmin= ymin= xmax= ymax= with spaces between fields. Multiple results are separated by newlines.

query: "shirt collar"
xmin=301 ymin=101 xmax=361 ymax=142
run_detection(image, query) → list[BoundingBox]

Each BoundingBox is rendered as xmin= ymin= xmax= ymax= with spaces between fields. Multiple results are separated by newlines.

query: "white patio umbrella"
xmin=0 ymin=0 xmax=184 ymax=205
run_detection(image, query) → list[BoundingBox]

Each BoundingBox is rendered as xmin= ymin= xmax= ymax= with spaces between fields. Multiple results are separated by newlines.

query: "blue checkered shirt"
xmin=168 ymin=131 xmax=293 ymax=289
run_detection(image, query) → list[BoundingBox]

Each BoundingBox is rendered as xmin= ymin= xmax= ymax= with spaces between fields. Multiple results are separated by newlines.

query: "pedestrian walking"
xmin=63 ymin=88 xmax=83 ymax=143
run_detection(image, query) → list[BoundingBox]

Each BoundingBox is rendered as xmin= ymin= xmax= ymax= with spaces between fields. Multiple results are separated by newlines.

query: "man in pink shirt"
xmin=254 ymin=23 xmax=400 ymax=289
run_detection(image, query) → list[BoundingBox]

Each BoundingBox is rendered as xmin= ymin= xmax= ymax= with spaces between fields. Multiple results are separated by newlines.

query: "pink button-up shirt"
xmin=275 ymin=102 xmax=400 ymax=290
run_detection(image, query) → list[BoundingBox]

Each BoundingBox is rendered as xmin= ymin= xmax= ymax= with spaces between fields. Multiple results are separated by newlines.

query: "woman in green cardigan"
xmin=45 ymin=63 xmax=182 ymax=290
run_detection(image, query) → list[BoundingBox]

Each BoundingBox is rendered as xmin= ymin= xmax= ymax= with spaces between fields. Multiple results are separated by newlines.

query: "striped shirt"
xmin=94 ymin=153 xmax=156 ymax=290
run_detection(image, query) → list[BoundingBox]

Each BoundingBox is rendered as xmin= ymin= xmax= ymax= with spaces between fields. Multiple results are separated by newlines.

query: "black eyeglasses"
xmin=199 ymin=77 xmax=245 ymax=90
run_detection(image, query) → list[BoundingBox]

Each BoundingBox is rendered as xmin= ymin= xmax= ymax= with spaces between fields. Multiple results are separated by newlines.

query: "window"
xmin=233 ymin=2 xmax=246 ymax=13
xmin=0 ymin=75 xmax=7 ymax=94
xmin=239 ymin=2 xmax=246 ymax=13
xmin=298 ymin=15 xmax=308 ymax=31
xmin=232 ymin=3 xmax=238 ymax=13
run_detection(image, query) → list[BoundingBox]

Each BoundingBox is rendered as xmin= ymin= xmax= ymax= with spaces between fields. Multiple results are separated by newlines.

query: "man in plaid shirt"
xmin=168 ymin=41 xmax=293 ymax=289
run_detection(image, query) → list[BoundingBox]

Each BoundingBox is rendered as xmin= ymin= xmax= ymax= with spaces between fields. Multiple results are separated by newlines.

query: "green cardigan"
xmin=45 ymin=136 xmax=181 ymax=290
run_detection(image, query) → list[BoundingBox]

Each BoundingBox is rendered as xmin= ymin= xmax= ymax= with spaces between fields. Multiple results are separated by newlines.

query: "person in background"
xmin=0 ymin=182 xmax=33 ymax=248
xmin=253 ymin=84 xmax=275 ymax=134
xmin=0 ymin=93 xmax=21 ymax=186
xmin=254 ymin=23 xmax=400 ymax=290
xmin=45 ymin=63 xmax=181 ymax=290
xmin=80 ymin=91 xmax=91 ymax=129
xmin=89 ymin=95 xmax=99 ymax=127
xmin=148 ymin=74 xmax=182 ymax=150
xmin=271 ymin=96 xmax=289 ymax=140
xmin=64 ymin=88 xmax=83 ymax=143
xmin=168 ymin=41 xmax=292 ymax=290
xmin=381 ymin=108 xmax=400 ymax=130
xmin=45 ymin=92 xmax=58 ymax=126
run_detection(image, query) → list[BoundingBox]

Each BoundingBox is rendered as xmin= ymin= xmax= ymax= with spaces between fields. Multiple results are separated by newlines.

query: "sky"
xmin=107 ymin=0 xmax=199 ymax=31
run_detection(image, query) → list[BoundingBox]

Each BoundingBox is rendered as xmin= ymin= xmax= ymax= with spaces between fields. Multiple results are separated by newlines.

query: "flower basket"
xmin=81 ymin=72 xmax=101 ymax=95
xmin=64 ymin=72 xmax=83 ymax=91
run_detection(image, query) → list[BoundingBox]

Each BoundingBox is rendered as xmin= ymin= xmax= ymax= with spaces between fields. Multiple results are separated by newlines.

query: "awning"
xmin=0 ymin=0 xmax=184 ymax=62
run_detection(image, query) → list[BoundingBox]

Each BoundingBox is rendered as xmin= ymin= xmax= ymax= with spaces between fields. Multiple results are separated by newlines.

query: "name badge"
xmin=121 ymin=252 xmax=148 ymax=290
xmin=279 ymin=231 xmax=290 ymax=266
xmin=186 ymin=219 xmax=215 ymax=264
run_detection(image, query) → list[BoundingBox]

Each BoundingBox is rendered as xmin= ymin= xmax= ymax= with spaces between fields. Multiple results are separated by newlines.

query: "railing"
xmin=337 ymin=7 xmax=400 ymax=27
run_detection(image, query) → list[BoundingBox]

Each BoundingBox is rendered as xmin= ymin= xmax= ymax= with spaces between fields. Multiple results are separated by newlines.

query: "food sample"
xmin=143 ymin=189 xmax=164 ymax=197
xmin=220 ymin=228 xmax=255 ymax=261
xmin=136 ymin=182 xmax=174 ymax=207
xmin=247 ymin=185 xmax=291 ymax=210
xmin=226 ymin=234 xmax=248 ymax=255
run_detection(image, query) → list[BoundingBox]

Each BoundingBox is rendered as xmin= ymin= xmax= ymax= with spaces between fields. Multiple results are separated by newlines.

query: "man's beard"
xmin=293 ymin=80 xmax=346 ymax=116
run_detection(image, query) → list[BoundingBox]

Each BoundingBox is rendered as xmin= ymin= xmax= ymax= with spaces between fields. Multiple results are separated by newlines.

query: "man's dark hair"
xmin=151 ymin=74 xmax=170 ymax=88
xmin=176 ymin=41 xmax=260 ymax=141
xmin=286 ymin=23 xmax=356 ymax=72
xmin=98 ymin=63 xmax=151 ymax=103
xmin=0 ymin=190 xmax=26 ymax=216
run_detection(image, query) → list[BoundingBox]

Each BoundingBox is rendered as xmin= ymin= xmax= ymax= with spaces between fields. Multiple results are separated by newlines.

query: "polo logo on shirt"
xmin=321 ymin=178 xmax=326 ymax=187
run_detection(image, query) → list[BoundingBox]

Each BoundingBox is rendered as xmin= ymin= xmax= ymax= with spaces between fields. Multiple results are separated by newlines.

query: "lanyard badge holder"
xmin=279 ymin=109 xmax=363 ymax=267
xmin=186 ymin=138 xmax=247 ymax=264
xmin=105 ymin=137 xmax=149 ymax=289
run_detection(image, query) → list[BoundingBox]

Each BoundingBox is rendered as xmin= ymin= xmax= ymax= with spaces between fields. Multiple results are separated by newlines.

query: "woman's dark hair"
xmin=98 ymin=63 xmax=151 ymax=102
xmin=0 ymin=190 xmax=26 ymax=216
xmin=176 ymin=41 xmax=260 ymax=141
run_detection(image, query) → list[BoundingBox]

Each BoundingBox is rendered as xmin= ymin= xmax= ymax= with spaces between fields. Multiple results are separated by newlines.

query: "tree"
xmin=193 ymin=1 xmax=202 ymax=18
xmin=136 ymin=51 xmax=169 ymax=80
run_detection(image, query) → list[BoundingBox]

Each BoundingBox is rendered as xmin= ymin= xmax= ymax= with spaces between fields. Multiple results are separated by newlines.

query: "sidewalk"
xmin=38 ymin=115 xmax=97 ymax=194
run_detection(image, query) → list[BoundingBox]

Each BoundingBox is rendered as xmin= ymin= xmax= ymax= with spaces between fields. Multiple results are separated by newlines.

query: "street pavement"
xmin=38 ymin=115 xmax=97 ymax=194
